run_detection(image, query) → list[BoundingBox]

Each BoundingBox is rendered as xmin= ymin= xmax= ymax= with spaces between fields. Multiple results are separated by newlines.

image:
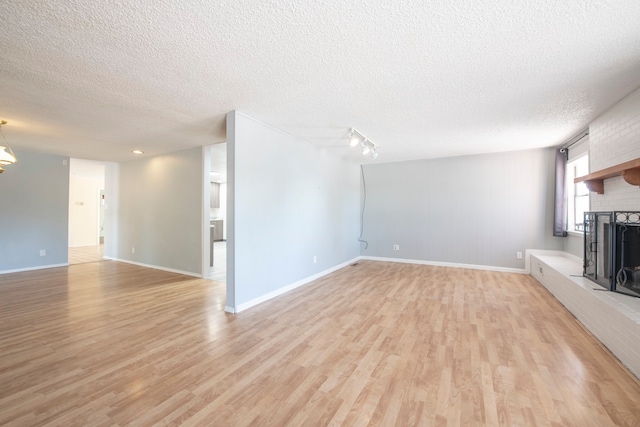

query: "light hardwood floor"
xmin=209 ymin=241 xmax=226 ymax=283
xmin=68 ymin=244 xmax=104 ymax=265
xmin=1 ymin=260 xmax=639 ymax=426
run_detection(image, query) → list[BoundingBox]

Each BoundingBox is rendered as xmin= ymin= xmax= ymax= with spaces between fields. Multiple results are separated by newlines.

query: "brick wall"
xmin=589 ymin=87 xmax=640 ymax=211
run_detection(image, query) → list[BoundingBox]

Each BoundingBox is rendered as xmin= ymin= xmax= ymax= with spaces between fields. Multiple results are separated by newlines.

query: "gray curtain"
xmin=553 ymin=148 xmax=568 ymax=237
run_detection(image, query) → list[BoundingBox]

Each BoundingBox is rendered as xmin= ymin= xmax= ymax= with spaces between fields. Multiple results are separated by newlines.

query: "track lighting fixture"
xmin=348 ymin=128 xmax=378 ymax=160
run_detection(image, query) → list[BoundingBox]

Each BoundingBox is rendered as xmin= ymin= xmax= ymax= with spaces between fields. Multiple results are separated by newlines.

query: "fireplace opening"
xmin=584 ymin=211 xmax=640 ymax=298
xmin=584 ymin=212 xmax=613 ymax=290
xmin=614 ymin=219 xmax=640 ymax=297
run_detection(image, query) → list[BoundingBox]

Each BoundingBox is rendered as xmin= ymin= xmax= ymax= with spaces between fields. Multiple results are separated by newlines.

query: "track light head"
xmin=349 ymin=129 xmax=360 ymax=147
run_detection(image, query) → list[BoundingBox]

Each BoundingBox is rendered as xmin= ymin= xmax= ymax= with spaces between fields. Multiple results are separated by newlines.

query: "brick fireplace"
xmin=530 ymin=86 xmax=640 ymax=379
xmin=583 ymin=87 xmax=640 ymax=296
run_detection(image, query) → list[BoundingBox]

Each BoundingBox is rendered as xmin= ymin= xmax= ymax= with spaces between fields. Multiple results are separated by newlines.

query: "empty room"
xmin=1 ymin=1 xmax=640 ymax=426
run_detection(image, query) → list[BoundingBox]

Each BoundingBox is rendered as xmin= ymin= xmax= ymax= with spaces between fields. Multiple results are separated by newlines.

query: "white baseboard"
xmin=224 ymin=306 xmax=236 ymax=314
xmin=234 ymin=257 xmax=360 ymax=313
xmin=359 ymin=256 xmax=528 ymax=274
xmin=103 ymin=257 xmax=202 ymax=278
xmin=0 ymin=263 xmax=69 ymax=275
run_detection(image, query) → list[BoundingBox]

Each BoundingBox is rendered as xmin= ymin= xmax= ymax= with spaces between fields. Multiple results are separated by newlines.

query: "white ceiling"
xmin=1 ymin=1 xmax=639 ymax=164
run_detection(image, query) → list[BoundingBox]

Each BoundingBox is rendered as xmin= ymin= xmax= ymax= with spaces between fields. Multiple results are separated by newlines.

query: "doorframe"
xmin=201 ymin=146 xmax=212 ymax=279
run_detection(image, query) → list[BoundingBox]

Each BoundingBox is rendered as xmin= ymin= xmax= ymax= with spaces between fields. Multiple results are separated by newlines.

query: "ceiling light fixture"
xmin=0 ymin=120 xmax=17 ymax=173
xmin=348 ymin=128 xmax=378 ymax=160
xmin=132 ymin=149 xmax=144 ymax=154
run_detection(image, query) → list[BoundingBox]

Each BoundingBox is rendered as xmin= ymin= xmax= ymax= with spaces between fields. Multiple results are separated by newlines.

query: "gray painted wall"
xmin=228 ymin=111 xmax=361 ymax=309
xmin=0 ymin=149 xmax=70 ymax=271
xmin=361 ymin=149 xmax=564 ymax=269
xmin=116 ymin=147 xmax=202 ymax=275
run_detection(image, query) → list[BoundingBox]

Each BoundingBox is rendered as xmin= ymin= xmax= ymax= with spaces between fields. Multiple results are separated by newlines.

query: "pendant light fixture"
xmin=0 ymin=120 xmax=17 ymax=173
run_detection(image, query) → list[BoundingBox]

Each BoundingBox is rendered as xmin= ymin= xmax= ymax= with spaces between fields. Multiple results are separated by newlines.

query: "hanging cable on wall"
xmin=358 ymin=165 xmax=369 ymax=249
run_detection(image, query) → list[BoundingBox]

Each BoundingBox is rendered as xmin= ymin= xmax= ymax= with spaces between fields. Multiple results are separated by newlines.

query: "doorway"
xmin=68 ymin=159 xmax=106 ymax=265
xmin=209 ymin=143 xmax=227 ymax=282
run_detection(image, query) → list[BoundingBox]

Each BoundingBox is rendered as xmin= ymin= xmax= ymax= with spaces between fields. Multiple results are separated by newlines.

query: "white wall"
xmin=68 ymin=159 xmax=105 ymax=247
xmin=361 ymin=149 xmax=564 ymax=269
xmin=227 ymin=111 xmax=361 ymax=311
xmin=103 ymin=163 xmax=120 ymax=260
xmin=115 ymin=147 xmax=203 ymax=276
xmin=219 ymin=182 xmax=227 ymax=239
xmin=563 ymin=233 xmax=583 ymax=258
xmin=589 ymin=87 xmax=640 ymax=211
xmin=0 ymin=149 xmax=70 ymax=272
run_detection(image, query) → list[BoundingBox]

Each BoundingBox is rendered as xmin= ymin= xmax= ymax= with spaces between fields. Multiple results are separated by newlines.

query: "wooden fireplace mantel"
xmin=574 ymin=157 xmax=640 ymax=194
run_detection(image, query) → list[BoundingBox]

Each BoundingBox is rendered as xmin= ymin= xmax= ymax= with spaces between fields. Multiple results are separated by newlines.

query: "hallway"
xmin=68 ymin=244 xmax=104 ymax=264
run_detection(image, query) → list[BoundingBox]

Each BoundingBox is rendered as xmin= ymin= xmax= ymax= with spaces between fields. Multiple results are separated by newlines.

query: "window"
xmin=566 ymin=155 xmax=589 ymax=232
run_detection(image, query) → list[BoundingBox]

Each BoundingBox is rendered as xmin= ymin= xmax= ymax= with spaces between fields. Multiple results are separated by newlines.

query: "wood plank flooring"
xmin=1 ymin=260 xmax=639 ymax=426
xmin=209 ymin=241 xmax=226 ymax=283
xmin=68 ymin=244 xmax=104 ymax=265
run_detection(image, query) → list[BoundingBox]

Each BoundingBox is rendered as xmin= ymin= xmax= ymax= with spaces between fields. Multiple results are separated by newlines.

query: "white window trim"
xmin=566 ymin=153 xmax=589 ymax=234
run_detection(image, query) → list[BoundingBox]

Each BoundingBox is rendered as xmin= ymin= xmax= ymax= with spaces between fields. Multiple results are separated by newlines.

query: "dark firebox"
xmin=584 ymin=211 xmax=640 ymax=298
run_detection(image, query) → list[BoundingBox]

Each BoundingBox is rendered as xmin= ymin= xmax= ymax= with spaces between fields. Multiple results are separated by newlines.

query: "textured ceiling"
xmin=1 ymin=0 xmax=639 ymax=164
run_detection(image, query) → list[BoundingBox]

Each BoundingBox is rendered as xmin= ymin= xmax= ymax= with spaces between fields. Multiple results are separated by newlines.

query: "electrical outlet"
xmin=313 ymin=255 xmax=317 ymax=264
xmin=393 ymin=244 xmax=400 ymax=251
xmin=131 ymin=247 xmax=135 ymax=254
xmin=516 ymin=251 xmax=523 ymax=259
xmin=39 ymin=249 xmax=46 ymax=256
